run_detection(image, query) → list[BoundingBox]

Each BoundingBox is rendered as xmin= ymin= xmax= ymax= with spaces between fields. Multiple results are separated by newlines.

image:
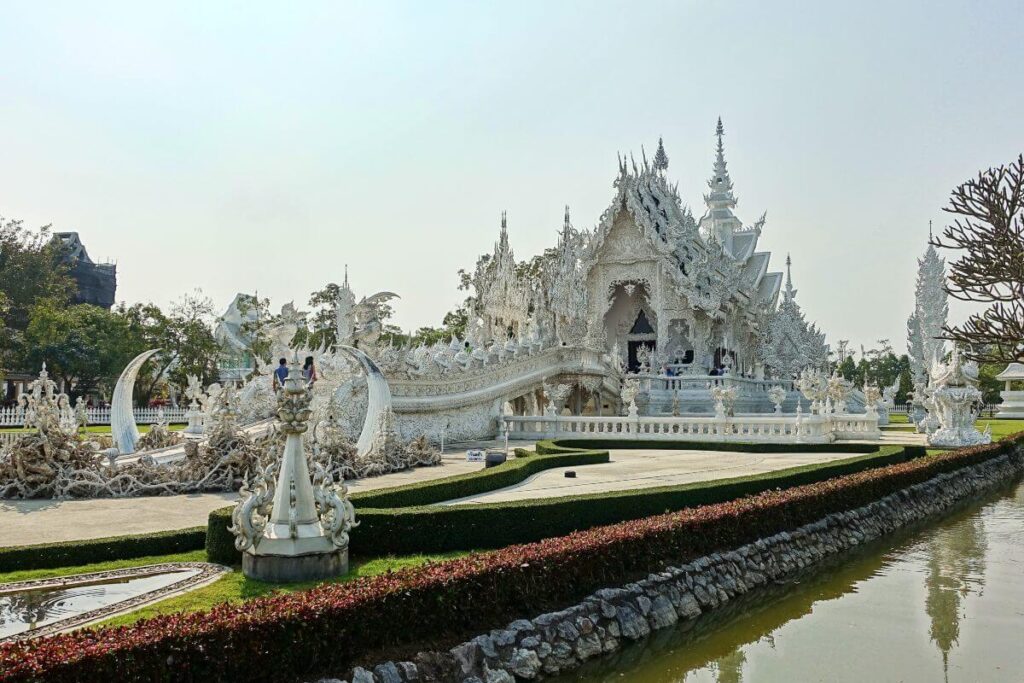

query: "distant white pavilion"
xmin=995 ymin=363 xmax=1024 ymax=418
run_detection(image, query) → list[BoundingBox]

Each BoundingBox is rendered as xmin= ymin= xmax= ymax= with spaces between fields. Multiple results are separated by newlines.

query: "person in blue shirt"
xmin=272 ymin=358 xmax=288 ymax=391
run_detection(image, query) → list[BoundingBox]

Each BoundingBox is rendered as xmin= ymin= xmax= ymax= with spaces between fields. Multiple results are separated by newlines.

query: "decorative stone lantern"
xmin=995 ymin=363 xmax=1024 ymax=418
xmin=229 ymin=355 xmax=357 ymax=582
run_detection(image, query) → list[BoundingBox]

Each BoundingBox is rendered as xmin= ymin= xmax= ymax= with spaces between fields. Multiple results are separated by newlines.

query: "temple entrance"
xmin=603 ymin=279 xmax=658 ymax=372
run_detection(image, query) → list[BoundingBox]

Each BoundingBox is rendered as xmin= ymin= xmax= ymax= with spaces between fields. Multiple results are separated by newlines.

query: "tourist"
xmin=273 ymin=358 xmax=288 ymax=391
xmin=303 ymin=356 xmax=317 ymax=386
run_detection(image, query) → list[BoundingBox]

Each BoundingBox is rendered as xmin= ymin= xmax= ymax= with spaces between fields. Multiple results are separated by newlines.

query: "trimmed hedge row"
xmin=207 ymin=442 xmax=922 ymax=563
xmin=0 ymin=527 xmax=206 ymax=575
xmin=536 ymin=438 xmax=879 ymax=455
xmin=6 ymin=434 xmax=1020 ymax=683
xmin=206 ymin=450 xmax=610 ymax=564
xmin=350 ymin=448 xmax=610 ymax=508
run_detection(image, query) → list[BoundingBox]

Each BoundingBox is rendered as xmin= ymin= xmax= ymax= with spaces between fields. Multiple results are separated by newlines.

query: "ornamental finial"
xmin=654 ymin=136 xmax=669 ymax=172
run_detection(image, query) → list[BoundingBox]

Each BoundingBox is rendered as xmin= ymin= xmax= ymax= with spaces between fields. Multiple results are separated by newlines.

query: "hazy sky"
xmin=1 ymin=1 xmax=1021 ymax=355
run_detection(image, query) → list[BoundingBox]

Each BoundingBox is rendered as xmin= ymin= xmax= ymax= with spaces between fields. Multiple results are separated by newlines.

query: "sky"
xmin=1 ymin=1 xmax=1021 ymax=356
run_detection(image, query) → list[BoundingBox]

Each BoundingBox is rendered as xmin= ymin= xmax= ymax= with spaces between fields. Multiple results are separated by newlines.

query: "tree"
xmin=121 ymin=292 xmax=221 ymax=403
xmin=0 ymin=219 xmax=74 ymax=371
xmin=23 ymin=301 xmax=145 ymax=397
xmin=302 ymin=283 xmax=341 ymax=351
xmin=933 ymin=154 xmax=1024 ymax=363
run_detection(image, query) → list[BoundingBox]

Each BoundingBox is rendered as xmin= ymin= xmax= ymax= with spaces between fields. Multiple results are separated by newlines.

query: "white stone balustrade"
xmin=504 ymin=412 xmax=843 ymax=444
xmin=636 ymin=374 xmax=796 ymax=395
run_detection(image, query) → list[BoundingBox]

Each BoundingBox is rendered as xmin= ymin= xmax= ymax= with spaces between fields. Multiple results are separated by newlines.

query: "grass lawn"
xmin=0 ymin=548 xmax=468 ymax=628
xmin=977 ymin=418 xmax=1024 ymax=441
xmin=98 ymin=551 xmax=467 ymax=628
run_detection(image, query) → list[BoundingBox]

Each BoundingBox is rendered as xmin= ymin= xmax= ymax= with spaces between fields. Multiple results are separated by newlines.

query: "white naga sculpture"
xmin=110 ymin=348 xmax=162 ymax=455
xmin=927 ymin=349 xmax=991 ymax=448
xmin=230 ymin=356 xmax=357 ymax=582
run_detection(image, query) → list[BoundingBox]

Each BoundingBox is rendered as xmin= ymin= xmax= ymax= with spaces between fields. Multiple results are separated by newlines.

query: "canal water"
xmin=559 ymin=479 xmax=1024 ymax=683
xmin=0 ymin=567 xmax=201 ymax=639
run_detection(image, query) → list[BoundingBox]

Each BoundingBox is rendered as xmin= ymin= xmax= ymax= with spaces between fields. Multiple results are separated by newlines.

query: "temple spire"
xmin=706 ymin=116 xmax=736 ymax=208
xmin=496 ymin=210 xmax=511 ymax=255
xmin=784 ymin=253 xmax=798 ymax=301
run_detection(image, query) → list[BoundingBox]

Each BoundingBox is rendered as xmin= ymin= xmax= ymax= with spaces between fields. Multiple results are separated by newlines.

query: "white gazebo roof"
xmin=995 ymin=363 xmax=1024 ymax=381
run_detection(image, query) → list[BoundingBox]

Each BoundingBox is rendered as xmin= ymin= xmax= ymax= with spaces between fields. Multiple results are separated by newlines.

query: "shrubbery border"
xmin=0 ymin=527 xmax=206 ymax=575
xmin=208 ymin=441 xmax=920 ymax=562
xmin=5 ymin=434 xmax=1019 ymax=683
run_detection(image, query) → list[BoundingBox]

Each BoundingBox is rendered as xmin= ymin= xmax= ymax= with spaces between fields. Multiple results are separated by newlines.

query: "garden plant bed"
xmin=209 ymin=441 xmax=920 ymax=562
xmin=2 ymin=434 xmax=1017 ymax=683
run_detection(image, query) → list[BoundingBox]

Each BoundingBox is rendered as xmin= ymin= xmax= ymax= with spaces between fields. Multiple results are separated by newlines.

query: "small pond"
xmin=0 ymin=566 xmax=205 ymax=639
xmin=557 ymin=479 xmax=1024 ymax=682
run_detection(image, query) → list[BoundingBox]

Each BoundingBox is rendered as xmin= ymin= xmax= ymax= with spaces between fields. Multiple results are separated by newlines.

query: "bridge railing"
xmin=503 ymin=412 xmax=851 ymax=444
xmin=633 ymin=374 xmax=797 ymax=395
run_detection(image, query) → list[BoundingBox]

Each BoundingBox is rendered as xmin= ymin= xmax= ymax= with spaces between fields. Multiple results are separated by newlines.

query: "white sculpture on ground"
xmin=927 ymin=349 xmax=991 ymax=448
xmin=862 ymin=382 xmax=882 ymax=419
xmin=230 ymin=355 xmax=357 ymax=582
xmin=826 ymin=371 xmax=854 ymax=414
xmin=797 ymin=368 xmax=829 ymax=414
xmin=110 ymin=349 xmax=162 ymax=455
xmin=620 ymin=379 xmax=640 ymax=418
xmin=767 ymin=385 xmax=787 ymax=414
xmin=995 ymin=363 xmax=1024 ymax=418
xmin=183 ymin=374 xmax=206 ymax=435
xmin=710 ymin=384 xmax=738 ymax=418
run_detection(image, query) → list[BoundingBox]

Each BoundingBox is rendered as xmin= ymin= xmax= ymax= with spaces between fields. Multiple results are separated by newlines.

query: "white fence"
xmin=0 ymin=406 xmax=187 ymax=428
xmin=504 ymin=411 xmax=881 ymax=445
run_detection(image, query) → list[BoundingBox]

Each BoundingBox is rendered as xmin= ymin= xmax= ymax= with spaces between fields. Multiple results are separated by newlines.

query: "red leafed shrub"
xmin=2 ymin=435 xmax=1020 ymax=683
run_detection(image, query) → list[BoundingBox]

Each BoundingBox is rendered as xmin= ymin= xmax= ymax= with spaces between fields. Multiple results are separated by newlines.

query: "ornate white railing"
xmin=0 ymin=406 xmax=187 ymax=428
xmin=504 ymin=412 xmax=838 ymax=444
xmin=636 ymin=374 xmax=797 ymax=395
xmin=828 ymin=413 xmax=883 ymax=439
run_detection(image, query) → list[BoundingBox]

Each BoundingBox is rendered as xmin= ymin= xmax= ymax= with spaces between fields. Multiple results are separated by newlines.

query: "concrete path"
xmin=445 ymin=449 xmax=859 ymax=505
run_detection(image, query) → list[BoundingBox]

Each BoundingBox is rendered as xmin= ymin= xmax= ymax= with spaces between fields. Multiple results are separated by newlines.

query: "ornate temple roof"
xmin=585 ymin=121 xmax=785 ymax=315
xmin=52 ymin=232 xmax=117 ymax=309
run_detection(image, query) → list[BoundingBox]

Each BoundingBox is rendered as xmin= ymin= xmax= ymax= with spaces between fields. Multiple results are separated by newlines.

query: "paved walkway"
xmin=446 ymin=449 xmax=859 ymax=505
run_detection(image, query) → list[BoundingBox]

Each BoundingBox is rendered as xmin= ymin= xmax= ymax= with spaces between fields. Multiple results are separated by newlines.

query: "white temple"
xmin=212 ymin=120 xmax=843 ymax=442
xmin=467 ymin=119 xmax=827 ymax=381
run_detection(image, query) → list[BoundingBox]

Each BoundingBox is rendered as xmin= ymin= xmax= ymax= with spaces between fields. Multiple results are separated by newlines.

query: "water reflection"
xmin=0 ymin=569 xmax=201 ymax=639
xmin=925 ymin=512 xmax=986 ymax=681
xmin=561 ymin=479 xmax=1024 ymax=683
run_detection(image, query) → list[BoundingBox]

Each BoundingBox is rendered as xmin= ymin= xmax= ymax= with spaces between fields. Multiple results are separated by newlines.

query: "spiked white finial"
xmin=653 ymin=137 xmax=669 ymax=172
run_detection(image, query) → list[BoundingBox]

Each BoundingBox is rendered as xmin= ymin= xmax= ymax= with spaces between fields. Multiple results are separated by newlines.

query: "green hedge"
xmin=0 ymin=527 xmax=206 ymax=574
xmin=351 ymin=448 xmax=610 ymax=508
xmin=536 ymin=438 xmax=880 ymax=455
xmin=208 ymin=443 xmax=923 ymax=563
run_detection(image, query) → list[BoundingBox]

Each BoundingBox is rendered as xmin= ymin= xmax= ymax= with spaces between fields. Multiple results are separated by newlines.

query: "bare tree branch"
xmin=931 ymin=154 xmax=1024 ymax=364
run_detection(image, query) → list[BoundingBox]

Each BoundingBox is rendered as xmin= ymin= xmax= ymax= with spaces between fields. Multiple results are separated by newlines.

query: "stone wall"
xmin=316 ymin=450 xmax=1023 ymax=683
